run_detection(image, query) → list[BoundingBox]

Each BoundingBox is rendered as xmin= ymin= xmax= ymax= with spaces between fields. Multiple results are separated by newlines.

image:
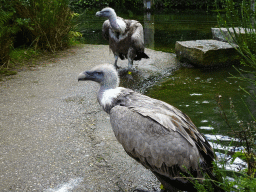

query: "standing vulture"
xmin=96 ymin=7 xmax=149 ymax=70
xmin=78 ymin=64 xmax=223 ymax=192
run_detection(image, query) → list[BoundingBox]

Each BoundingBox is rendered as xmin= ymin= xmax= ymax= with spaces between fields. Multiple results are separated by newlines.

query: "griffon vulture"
xmin=96 ymin=7 xmax=149 ymax=70
xmin=78 ymin=64 xmax=223 ymax=192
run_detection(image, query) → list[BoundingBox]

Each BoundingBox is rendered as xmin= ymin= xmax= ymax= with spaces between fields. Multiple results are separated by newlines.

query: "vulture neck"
xmin=97 ymin=77 xmax=120 ymax=113
xmin=109 ymin=15 xmax=125 ymax=34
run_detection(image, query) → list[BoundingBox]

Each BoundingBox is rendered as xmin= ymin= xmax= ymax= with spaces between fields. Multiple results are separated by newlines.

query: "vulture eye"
xmin=95 ymin=71 xmax=103 ymax=75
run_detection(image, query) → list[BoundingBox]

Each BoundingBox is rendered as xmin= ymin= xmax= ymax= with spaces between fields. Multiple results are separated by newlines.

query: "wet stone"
xmin=175 ymin=40 xmax=240 ymax=67
xmin=211 ymin=27 xmax=256 ymax=43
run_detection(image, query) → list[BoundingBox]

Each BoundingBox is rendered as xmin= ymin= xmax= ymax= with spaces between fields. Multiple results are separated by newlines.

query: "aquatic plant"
xmin=215 ymin=0 xmax=256 ymax=173
xmin=186 ymin=1 xmax=256 ymax=190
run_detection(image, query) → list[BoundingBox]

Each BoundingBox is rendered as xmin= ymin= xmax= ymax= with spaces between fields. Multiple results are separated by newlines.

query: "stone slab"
xmin=212 ymin=27 xmax=256 ymax=43
xmin=175 ymin=39 xmax=240 ymax=67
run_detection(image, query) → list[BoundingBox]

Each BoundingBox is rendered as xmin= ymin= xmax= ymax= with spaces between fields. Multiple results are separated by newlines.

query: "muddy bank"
xmin=0 ymin=44 xmax=180 ymax=191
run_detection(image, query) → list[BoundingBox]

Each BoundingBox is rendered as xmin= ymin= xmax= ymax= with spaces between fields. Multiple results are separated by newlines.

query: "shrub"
xmin=0 ymin=3 xmax=19 ymax=66
xmin=14 ymin=0 xmax=74 ymax=52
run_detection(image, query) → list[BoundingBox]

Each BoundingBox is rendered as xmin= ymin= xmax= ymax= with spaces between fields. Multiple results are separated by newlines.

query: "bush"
xmin=69 ymin=0 xmax=144 ymax=13
xmin=0 ymin=0 xmax=77 ymax=67
xmin=14 ymin=0 xmax=74 ymax=52
xmin=0 ymin=2 xmax=19 ymax=66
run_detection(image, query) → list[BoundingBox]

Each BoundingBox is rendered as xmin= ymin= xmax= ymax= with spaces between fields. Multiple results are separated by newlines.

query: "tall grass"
xmin=188 ymin=1 xmax=256 ymax=190
xmin=14 ymin=0 xmax=73 ymax=52
xmin=0 ymin=8 xmax=19 ymax=67
xmin=217 ymin=0 xmax=256 ymax=69
xmin=0 ymin=0 xmax=76 ymax=68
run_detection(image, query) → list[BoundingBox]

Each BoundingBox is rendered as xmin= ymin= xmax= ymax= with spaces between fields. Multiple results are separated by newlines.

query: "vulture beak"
xmin=95 ymin=11 xmax=102 ymax=17
xmin=78 ymin=71 xmax=94 ymax=81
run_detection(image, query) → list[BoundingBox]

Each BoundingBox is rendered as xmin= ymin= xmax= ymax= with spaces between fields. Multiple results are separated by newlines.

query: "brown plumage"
xmin=96 ymin=7 xmax=149 ymax=69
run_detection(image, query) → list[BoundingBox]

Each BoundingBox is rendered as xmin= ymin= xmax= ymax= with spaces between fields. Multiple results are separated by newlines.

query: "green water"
xmin=146 ymin=66 xmax=255 ymax=139
xmin=145 ymin=64 xmax=255 ymax=170
xmin=78 ymin=10 xmax=254 ymax=168
xmin=77 ymin=10 xmax=217 ymax=52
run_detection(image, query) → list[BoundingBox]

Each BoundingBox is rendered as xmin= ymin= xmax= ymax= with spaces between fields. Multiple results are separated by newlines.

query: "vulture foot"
xmin=114 ymin=64 xmax=120 ymax=70
xmin=126 ymin=71 xmax=134 ymax=81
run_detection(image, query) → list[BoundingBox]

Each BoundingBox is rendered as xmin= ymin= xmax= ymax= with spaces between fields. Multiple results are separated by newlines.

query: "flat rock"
xmin=212 ymin=27 xmax=255 ymax=43
xmin=175 ymin=39 xmax=240 ymax=67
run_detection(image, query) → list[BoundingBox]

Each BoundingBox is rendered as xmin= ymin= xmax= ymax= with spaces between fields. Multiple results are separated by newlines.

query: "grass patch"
xmin=0 ymin=68 xmax=17 ymax=76
xmin=0 ymin=47 xmax=42 ymax=79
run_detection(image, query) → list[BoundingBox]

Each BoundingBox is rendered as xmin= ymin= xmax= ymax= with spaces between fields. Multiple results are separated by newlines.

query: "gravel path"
xmin=0 ymin=44 xmax=180 ymax=192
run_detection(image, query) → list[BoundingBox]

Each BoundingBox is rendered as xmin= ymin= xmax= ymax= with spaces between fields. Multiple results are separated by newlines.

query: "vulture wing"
xmin=102 ymin=20 xmax=110 ymax=40
xmin=128 ymin=20 xmax=145 ymax=50
xmin=109 ymin=91 xmax=215 ymax=180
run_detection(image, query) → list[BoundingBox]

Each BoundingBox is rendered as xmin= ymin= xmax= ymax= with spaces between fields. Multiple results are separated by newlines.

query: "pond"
xmin=77 ymin=10 xmax=216 ymax=52
xmin=77 ymin=10 xmax=255 ymax=170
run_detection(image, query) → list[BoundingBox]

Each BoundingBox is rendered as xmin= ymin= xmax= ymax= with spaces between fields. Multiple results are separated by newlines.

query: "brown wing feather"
xmin=112 ymin=90 xmax=215 ymax=165
xmin=102 ymin=20 xmax=110 ymax=40
xmin=110 ymin=105 xmax=200 ymax=170
xmin=109 ymin=105 xmax=204 ymax=191
xmin=129 ymin=21 xmax=145 ymax=50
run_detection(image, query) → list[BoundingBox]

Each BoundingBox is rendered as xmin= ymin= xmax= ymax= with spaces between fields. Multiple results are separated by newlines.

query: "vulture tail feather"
xmin=134 ymin=52 xmax=149 ymax=60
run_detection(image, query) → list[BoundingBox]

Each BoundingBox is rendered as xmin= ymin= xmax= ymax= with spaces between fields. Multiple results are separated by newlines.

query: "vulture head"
xmin=96 ymin=7 xmax=116 ymax=19
xmin=78 ymin=64 xmax=119 ymax=89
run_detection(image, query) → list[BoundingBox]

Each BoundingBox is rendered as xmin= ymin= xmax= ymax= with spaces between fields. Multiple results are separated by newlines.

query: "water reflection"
xmin=143 ymin=0 xmax=153 ymax=9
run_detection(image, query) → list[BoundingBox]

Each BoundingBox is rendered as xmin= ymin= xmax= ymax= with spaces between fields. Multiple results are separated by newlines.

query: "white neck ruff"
xmin=99 ymin=87 xmax=124 ymax=108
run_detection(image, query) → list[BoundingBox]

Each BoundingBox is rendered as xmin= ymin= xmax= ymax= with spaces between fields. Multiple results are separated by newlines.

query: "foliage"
xmin=69 ymin=0 xmax=144 ymax=13
xmin=152 ymin=0 xmax=231 ymax=10
xmin=216 ymin=0 xmax=256 ymax=163
xmin=188 ymin=95 xmax=256 ymax=191
xmin=0 ymin=1 xmax=19 ymax=67
xmin=216 ymin=95 xmax=256 ymax=177
xmin=68 ymin=0 xmax=241 ymax=13
xmin=217 ymin=0 xmax=256 ymax=67
xmin=188 ymin=1 xmax=256 ymax=190
xmin=14 ymin=0 xmax=74 ymax=52
xmin=0 ymin=0 xmax=80 ymax=71
xmin=68 ymin=0 xmax=230 ymax=12
xmin=192 ymin=161 xmax=256 ymax=191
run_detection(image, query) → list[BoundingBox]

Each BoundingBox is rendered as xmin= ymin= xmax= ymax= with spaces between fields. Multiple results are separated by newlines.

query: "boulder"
xmin=212 ymin=27 xmax=255 ymax=43
xmin=175 ymin=40 xmax=240 ymax=67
